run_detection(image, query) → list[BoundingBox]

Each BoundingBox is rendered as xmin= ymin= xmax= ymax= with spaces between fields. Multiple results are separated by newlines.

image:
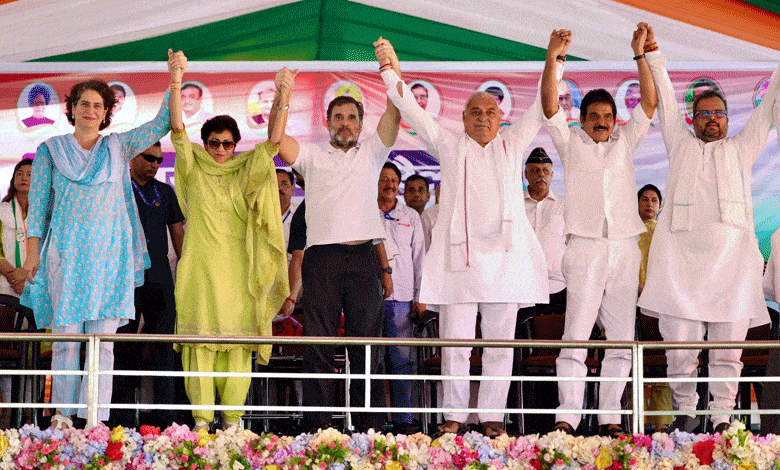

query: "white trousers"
xmin=556 ymin=236 xmax=640 ymax=428
xmin=657 ymin=313 xmax=749 ymax=427
xmin=51 ymin=319 xmax=121 ymax=421
xmin=439 ymin=302 xmax=520 ymax=423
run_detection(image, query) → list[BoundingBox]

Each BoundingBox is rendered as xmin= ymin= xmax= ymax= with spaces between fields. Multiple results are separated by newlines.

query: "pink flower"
xmin=328 ymin=442 xmax=336 ymax=449
xmin=556 ymin=459 xmax=564 ymax=465
xmin=630 ymin=458 xmax=637 ymax=465
xmin=182 ymin=455 xmax=189 ymax=462
xmin=320 ymin=462 xmax=328 ymax=468
xmin=190 ymin=464 xmax=197 ymax=470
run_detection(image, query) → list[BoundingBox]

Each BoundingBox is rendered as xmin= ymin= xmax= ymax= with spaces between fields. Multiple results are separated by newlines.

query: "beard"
xmin=329 ymin=126 xmax=359 ymax=148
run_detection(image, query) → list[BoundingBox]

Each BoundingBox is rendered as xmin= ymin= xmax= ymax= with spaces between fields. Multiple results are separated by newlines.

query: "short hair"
xmin=692 ymin=89 xmax=728 ymax=115
xmin=3 ymin=158 xmax=33 ymax=203
xmin=28 ymin=84 xmax=51 ymax=106
xmin=201 ymin=115 xmax=241 ymax=145
xmin=181 ymin=82 xmax=203 ymax=97
xmin=65 ymin=79 xmax=117 ymax=130
xmin=404 ymin=173 xmax=429 ymax=191
xmin=382 ymin=162 xmax=402 ymax=182
xmin=411 ymin=83 xmax=427 ymax=93
xmin=638 ymin=184 xmax=663 ymax=204
xmin=276 ymin=168 xmax=294 ymax=186
xmin=292 ymin=169 xmax=304 ymax=189
xmin=110 ymin=84 xmax=126 ymax=98
xmin=580 ymin=88 xmax=617 ymax=120
xmin=326 ymin=95 xmax=364 ymax=123
xmin=485 ymin=86 xmax=504 ymax=101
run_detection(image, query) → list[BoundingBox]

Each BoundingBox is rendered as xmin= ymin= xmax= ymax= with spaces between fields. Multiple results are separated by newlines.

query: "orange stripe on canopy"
xmin=0 ymin=0 xmax=23 ymax=4
xmin=614 ymin=0 xmax=780 ymax=51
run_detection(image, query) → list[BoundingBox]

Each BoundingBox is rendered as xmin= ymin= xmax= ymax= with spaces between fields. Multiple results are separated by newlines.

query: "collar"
xmin=524 ymin=189 xmax=558 ymax=202
xmin=326 ymin=141 xmax=361 ymax=154
xmin=575 ymin=126 xmax=619 ymax=144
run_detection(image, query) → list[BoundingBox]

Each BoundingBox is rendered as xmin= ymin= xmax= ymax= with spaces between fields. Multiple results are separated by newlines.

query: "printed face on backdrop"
xmin=181 ymin=85 xmax=203 ymax=116
xmin=411 ymin=83 xmax=429 ymax=110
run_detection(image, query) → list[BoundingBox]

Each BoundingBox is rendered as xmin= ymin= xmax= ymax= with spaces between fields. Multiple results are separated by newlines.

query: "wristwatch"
xmin=381 ymin=267 xmax=392 ymax=275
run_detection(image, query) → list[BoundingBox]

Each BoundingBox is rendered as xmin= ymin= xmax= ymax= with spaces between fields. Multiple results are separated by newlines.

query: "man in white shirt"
xmin=420 ymin=184 xmax=439 ymax=252
xmin=403 ymin=173 xmax=431 ymax=215
xmin=271 ymin=41 xmax=401 ymax=432
xmin=542 ymin=25 xmax=657 ymax=437
xmin=377 ymin=162 xmax=425 ymax=434
xmin=510 ymin=147 xmax=566 ymax=433
xmin=638 ymin=24 xmax=780 ymax=434
xmin=379 ymin=37 xmax=555 ymax=437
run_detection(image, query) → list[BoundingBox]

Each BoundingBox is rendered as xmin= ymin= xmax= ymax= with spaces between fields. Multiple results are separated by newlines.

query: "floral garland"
xmin=0 ymin=421 xmax=778 ymax=470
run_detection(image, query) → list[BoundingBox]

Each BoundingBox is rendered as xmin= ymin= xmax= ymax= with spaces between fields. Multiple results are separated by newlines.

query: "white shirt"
xmin=546 ymin=104 xmax=650 ymax=240
xmin=382 ymin=69 xmax=549 ymax=305
xmin=182 ymin=107 xmax=214 ymax=128
xmin=292 ymin=133 xmax=391 ymax=247
xmin=0 ymin=199 xmax=26 ymax=297
xmin=380 ymin=202 xmax=424 ymax=302
xmin=524 ymin=190 xmax=565 ymax=294
xmin=282 ymin=200 xmax=300 ymax=263
xmin=638 ymin=51 xmax=780 ymax=324
xmin=421 ymin=204 xmax=439 ymax=252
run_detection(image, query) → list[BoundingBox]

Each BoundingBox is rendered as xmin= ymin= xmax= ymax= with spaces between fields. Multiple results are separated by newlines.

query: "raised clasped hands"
xmin=547 ymin=29 xmax=572 ymax=60
xmin=275 ymin=67 xmax=300 ymax=95
xmin=374 ymin=37 xmax=400 ymax=74
xmin=167 ymin=49 xmax=188 ymax=82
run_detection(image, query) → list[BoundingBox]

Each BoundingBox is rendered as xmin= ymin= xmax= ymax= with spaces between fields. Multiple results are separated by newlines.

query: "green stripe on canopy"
xmin=33 ymin=0 xmax=582 ymax=62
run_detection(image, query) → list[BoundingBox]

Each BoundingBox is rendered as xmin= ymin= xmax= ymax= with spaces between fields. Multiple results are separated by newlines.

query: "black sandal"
xmin=598 ymin=423 xmax=627 ymax=438
xmin=552 ymin=421 xmax=575 ymax=435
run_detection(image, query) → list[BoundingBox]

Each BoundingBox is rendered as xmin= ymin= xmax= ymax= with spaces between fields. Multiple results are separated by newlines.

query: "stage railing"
xmin=0 ymin=333 xmax=778 ymax=433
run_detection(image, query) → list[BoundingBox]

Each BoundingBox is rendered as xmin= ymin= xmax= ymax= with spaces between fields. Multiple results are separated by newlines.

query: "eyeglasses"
xmin=694 ymin=110 xmax=727 ymax=119
xmin=140 ymin=153 xmax=163 ymax=164
xmin=207 ymin=140 xmax=236 ymax=151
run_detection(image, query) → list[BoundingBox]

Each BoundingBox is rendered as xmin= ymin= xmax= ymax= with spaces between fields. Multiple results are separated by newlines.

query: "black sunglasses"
xmin=206 ymin=140 xmax=236 ymax=151
xmin=140 ymin=153 xmax=163 ymax=164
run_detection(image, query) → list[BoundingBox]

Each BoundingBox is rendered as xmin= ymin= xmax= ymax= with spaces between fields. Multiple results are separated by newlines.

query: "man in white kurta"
xmin=542 ymin=25 xmax=657 ymax=436
xmin=380 ymin=40 xmax=554 ymax=437
xmin=638 ymin=26 xmax=780 ymax=432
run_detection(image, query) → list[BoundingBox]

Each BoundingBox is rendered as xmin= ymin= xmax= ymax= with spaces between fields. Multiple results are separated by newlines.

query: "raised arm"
xmin=169 ymin=49 xmax=187 ymax=134
xmin=374 ymin=37 xmax=402 ymax=147
xmin=734 ymin=57 xmax=780 ymax=157
xmin=541 ymin=30 xmax=571 ymax=119
xmin=633 ymin=23 xmax=657 ymax=119
xmin=270 ymin=67 xmax=300 ymax=165
xmin=645 ymin=31 xmax=691 ymax=157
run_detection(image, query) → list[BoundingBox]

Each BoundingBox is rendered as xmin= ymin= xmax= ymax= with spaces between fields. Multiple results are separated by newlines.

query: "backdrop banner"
xmin=1 ymin=61 xmax=778 ymax=255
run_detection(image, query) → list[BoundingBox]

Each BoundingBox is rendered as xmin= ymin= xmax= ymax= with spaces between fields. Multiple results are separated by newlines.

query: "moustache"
xmin=594 ymin=126 xmax=609 ymax=131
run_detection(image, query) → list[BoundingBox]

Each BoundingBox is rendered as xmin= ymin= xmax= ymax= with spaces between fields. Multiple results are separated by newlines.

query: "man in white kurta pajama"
xmin=542 ymin=25 xmax=657 ymax=436
xmin=379 ymin=41 xmax=557 ymax=437
xmin=638 ymin=27 xmax=780 ymax=433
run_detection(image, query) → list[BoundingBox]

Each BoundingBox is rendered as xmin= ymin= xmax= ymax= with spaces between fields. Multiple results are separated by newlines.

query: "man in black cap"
xmin=509 ymin=147 xmax=567 ymax=433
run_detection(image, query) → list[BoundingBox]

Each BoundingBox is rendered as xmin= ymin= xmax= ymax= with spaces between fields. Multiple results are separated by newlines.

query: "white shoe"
xmin=193 ymin=421 xmax=210 ymax=432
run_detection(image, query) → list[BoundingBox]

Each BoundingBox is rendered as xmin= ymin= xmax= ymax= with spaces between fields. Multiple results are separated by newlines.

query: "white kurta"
xmin=524 ymin=190 xmax=565 ymax=294
xmin=0 ymin=199 xmax=27 ymax=297
xmin=380 ymin=202 xmax=424 ymax=302
xmin=638 ymin=51 xmax=780 ymax=324
xmin=382 ymin=69 xmax=549 ymax=306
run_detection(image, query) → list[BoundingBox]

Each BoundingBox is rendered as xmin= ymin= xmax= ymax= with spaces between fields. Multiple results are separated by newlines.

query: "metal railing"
xmin=1 ymin=333 xmax=778 ymax=434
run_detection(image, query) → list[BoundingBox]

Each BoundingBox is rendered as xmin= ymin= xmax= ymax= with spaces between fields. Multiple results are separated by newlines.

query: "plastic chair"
xmin=516 ymin=313 xmax=601 ymax=435
xmin=0 ymin=293 xmax=38 ymax=427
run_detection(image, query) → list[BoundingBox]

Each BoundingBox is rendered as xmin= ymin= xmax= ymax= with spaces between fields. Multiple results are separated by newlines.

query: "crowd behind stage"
xmin=3 ymin=22 xmax=780 ymax=438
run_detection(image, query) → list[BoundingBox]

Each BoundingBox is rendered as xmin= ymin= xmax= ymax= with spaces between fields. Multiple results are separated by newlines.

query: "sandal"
xmin=599 ymin=423 xmax=627 ymax=438
xmin=51 ymin=413 xmax=73 ymax=430
xmin=436 ymin=420 xmax=467 ymax=436
xmin=193 ymin=421 xmax=210 ymax=433
xmin=481 ymin=421 xmax=507 ymax=438
xmin=552 ymin=421 xmax=574 ymax=435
